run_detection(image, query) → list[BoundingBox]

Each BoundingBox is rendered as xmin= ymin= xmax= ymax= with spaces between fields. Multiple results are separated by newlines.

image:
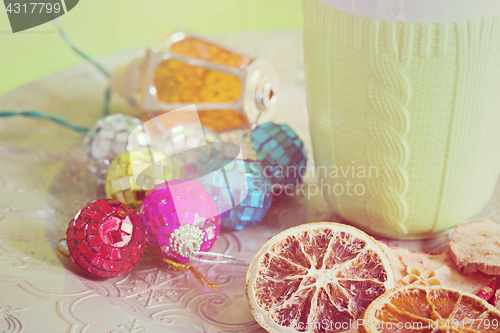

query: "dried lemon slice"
xmin=246 ymin=222 xmax=395 ymax=333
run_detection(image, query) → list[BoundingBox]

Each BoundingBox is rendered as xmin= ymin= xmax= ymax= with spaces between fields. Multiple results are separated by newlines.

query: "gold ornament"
xmin=105 ymin=148 xmax=179 ymax=209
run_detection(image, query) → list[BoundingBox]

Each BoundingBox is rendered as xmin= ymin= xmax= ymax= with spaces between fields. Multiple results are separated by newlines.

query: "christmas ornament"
xmin=83 ymin=113 xmax=144 ymax=184
xmin=202 ymin=159 xmax=273 ymax=230
xmin=110 ymin=32 xmax=278 ymax=133
xmin=218 ymin=129 xmax=257 ymax=161
xmin=203 ymin=130 xmax=273 ymax=230
xmin=139 ymin=179 xmax=221 ymax=264
xmin=251 ymin=122 xmax=307 ymax=187
xmin=105 ymin=148 xmax=179 ymax=209
xmin=158 ymin=123 xmax=219 ymax=179
xmin=66 ymin=199 xmax=146 ymax=278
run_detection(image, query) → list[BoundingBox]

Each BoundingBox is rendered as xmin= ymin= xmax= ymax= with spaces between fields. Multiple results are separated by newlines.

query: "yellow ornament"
xmin=105 ymin=148 xmax=178 ymax=209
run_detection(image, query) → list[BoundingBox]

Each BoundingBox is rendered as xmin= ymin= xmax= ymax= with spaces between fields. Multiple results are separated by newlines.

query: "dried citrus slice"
xmin=246 ymin=222 xmax=395 ymax=333
xmin=362 ymin=285 xmax=500 ymax=333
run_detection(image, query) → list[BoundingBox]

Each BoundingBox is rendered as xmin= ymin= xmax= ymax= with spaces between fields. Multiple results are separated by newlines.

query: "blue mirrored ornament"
xmin=202 ymin=159 xmax=273 ymax=230
xmin=251 ymin=122 xmax=307 ymax=187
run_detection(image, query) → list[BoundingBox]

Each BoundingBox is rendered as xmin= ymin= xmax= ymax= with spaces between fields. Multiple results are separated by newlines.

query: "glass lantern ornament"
xmin=138 ymin=179 xmax=221 ymax=264
xmin=201 ymin=130 xmax=273 ymax=230
xmin=105 ymin=148 xmax=179 ymax=210
xmin=251 ymin=122 xmax=307 ymax=187
xmin=66 ymin=199 xmax=146 ymax=278
xmin=110 ymin=32 xmax=278 ymax=133
xmin=83 ymin=114 xmax=144 ymax=184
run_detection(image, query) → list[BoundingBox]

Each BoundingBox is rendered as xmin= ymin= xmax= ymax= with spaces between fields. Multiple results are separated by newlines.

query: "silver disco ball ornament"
xmin=84 ymin=113 xmax=144 ymax=184
xmin=156 ymin=123 xmax=219 ymax=179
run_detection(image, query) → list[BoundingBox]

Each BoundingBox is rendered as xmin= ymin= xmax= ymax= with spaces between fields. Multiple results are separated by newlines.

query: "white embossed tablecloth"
xmin=0 ymin=31 xmax=499 ymax=333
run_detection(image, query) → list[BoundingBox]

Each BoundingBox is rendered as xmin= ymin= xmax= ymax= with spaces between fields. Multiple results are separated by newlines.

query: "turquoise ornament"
xmin=251 ymin=122 xmax=307 ymax=187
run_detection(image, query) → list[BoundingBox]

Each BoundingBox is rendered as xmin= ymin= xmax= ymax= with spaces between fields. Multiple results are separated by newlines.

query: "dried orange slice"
xmin=362 ymin=285 xmax=500 ymax=333
xmin=246 ymin=222 xmax=395 ymax=333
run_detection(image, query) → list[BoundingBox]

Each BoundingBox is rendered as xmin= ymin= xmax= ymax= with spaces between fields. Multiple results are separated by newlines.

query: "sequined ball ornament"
xmin=139 ymin=179 xmax=221 ymax=264
xmin=66 ymin=199 xmax=146 ymax=278
xmin=202 ymin=159 xmax=273 ymax=230
xmin=251 ymin=122 xmax=307 ymax=187
xmin=203 ymin=131 xmax=273 ymax=230
xmin=83 ymin=114 xmax=144 ymax=184
xmin=105 ymin=148 xmax=179 ymax=209
xmin=158 ymin=123 xmax=219 ymax=179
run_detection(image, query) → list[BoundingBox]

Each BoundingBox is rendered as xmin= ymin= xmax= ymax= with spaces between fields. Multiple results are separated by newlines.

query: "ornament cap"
xmin=254 ymin=77 xmax=276 ymax=112
xmin=169 ymin=224 xmax=205 ymax=258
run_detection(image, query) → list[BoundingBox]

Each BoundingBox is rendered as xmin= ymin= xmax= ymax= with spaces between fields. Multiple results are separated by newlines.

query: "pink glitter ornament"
xmin=66 ymin=199 xmax=146 ymax=278
xmin=139 ymin=179 xmax=221 ymax=264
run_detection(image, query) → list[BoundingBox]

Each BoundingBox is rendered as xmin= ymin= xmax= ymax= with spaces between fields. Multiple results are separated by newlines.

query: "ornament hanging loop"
xmin=57 ymin=238 xmax=70 ymax=256
xmin=188 ymin=251 xmax=249 ymax=266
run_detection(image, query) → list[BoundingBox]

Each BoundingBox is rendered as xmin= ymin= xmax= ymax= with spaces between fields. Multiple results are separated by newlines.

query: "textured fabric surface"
xmin=303 ymin=0 xmax=500 ymax=238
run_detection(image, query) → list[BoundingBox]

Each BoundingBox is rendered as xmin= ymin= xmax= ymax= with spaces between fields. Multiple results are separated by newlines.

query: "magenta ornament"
xmin=139 ymin=179 xmax=221 ymax=264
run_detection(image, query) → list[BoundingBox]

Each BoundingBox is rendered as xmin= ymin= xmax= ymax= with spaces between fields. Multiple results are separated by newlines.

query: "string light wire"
xmin=1 ymin=20 xmax=112 ymax=132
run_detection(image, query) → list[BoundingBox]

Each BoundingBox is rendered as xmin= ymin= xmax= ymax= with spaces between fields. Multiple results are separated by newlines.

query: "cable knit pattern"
xmin=366 ymin=20 xmax=411 ymax=235
xmin=303 ymin=0 xmax=500 ymax=238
